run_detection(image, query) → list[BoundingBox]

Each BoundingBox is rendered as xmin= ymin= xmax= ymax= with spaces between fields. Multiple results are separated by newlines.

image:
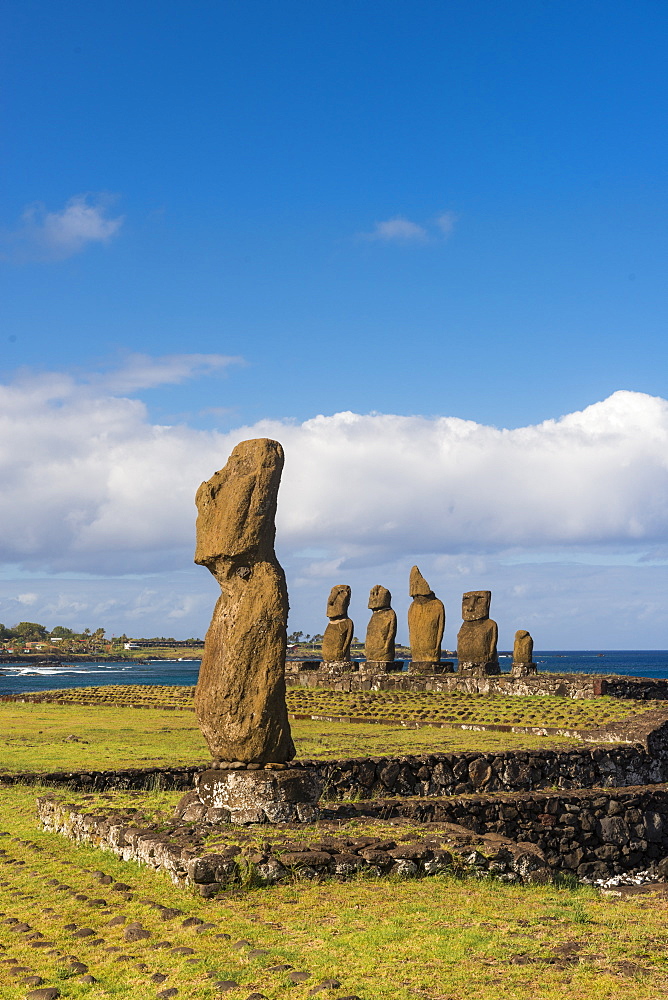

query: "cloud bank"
xmin=1 ymin=194 xmax=124 ymax=262
xmin=1 ymin=362 xmax=667 ymax=643
xmin=0 ymin=362 xmax=667 ymax=581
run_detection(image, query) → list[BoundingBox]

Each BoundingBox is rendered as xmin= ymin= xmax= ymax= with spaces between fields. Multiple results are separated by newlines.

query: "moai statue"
xmin=193 ymin=438 xmax=295 ymax=763
xmin=511 ymin=629 xmax=537 ymax=677
xmin=321 ymin=584 xmax=354 ymax=670
xmin=364 ymin=585 xmax=399 ymax=671
xmin=456 ymin=591 xmax=500 ymax=676
xmin=407 ymin=566 xmax=447 ymax=674
xmin=185 ymin=438 xmax=322 ymax=825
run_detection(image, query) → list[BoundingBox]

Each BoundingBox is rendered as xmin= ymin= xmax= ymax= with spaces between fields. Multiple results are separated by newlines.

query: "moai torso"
xmin=457 ymin=591 xmax=499 ymax=676
xmin=322 ymin=584 xmax=354 ymax=663
xmin=408 ymin=566 xmax=445 ymax=666
xmin=365 ymin=585 xmax=397 ymax=662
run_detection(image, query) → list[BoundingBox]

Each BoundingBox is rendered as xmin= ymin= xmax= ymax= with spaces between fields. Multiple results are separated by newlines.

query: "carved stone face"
xmin=327 ymin=584 xmax=351 ymax=619
xmin=368 ymin=585 xmax=391 ymax=611
xmin=409 ymin=565 xmax=433 ymax=598
xmin=462 ymin=591 xmax=491 ymax=621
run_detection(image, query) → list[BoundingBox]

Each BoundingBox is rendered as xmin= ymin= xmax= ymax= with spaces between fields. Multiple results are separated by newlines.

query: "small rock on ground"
xmin=289 ymin=971 xmax=311 ymax=983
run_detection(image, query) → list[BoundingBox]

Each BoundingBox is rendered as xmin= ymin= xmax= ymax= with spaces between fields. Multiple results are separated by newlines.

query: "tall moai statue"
xmin=321 ymin=585 xmax=354 ymax=669
xmin=193 ymin=438 xmax=295 ymax=764
xmin=407 ymin=566 xmax=446 ymax=674
xmin=511 ymin=629 xmax=537 ymax=677
xmin=365 ymin=585 xmax=398 ymax=670
xmin=457 ymin=591 xmax=500 ymax=676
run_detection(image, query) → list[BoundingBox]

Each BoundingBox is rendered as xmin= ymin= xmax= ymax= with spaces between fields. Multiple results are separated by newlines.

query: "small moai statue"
xmin=511 ymin=629 xmax=537 ymax=677
xmin=456 ymin=591 xmax=499 ymax=676
xmin=321 ymin=584 xmax=355 ymax=670
xmin=407 ymin=566 xmax=447 ymax=674
xmin=364 ymin=585 xmax=400 ymax=672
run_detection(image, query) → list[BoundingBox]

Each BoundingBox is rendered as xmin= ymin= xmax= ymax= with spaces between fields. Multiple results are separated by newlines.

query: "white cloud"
xmin=359 ymin=210 xmax=457 ymax=243
xmin=17 ymin=593 xmax=37 ymax=606
xmin=0 ymin=363 xmax=666 ymax=579
xmin=360 ymin=216 xmax=429 ymax=242
xmin=435 ymin=210 xmax=456 ymax=236
xmin=94 ymin=353 xmax=243 ymax=393
xmin=2 ymin=194 xmax=124 ymax=262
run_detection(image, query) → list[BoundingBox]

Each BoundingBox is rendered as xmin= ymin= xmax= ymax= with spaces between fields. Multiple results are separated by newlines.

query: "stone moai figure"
xmin=364 ymin=585 xmax=398 ymax=670
xmin=407 ymin=566 xmax=447 ymax=674
xmin=456 ymin=591 xmax=500 ymax=676
xmin=185 ymin=438 xmax=322 ymax=826
xmin=193 ymin=438 xmax=295 ymax=764
xmin=511 ymin=629 xmax=537 ymax=677
xmin=321 ymin=584 xmax=354 ymax=669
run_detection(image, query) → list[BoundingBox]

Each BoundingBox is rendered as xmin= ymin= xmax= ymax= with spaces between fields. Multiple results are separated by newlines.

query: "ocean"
xmin=1 ymin=650 xmax=668 ymax=696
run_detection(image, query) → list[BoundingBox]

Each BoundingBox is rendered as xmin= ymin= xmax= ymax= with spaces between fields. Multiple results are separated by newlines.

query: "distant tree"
xmin=91 ymin=627 xmax=106 ymax=651
xmin=287 ymin=631 xmax=304 ymax=643
xmin=13 ymin=622 xmax=48 ymax=641
xmin=50 ymin=626 xmax=75 ymax=639
xmin=0 ymin=623 xmax=15 ymax=641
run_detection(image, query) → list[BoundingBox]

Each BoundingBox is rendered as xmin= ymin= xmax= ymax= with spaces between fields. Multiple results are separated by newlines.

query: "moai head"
xmin=462 ymin=591 xmax=491 ymax=622
xmin=409 ymin=566 xmax=433 ymax=598
xmin=327 ymin=584 xmax=351 ymax=619
xmin=368 ymin=585 xmax=391 ymax=611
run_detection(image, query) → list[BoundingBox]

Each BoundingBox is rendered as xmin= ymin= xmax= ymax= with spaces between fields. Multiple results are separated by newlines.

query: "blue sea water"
xmin=0 ymin=659 xmax=202 ymax=696
xmin=1 ymin=651 xmax=668 ymax=696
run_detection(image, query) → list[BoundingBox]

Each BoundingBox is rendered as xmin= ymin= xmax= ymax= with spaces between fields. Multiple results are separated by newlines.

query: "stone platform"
xmin=176 ymin=765 xmax=322 ymax=824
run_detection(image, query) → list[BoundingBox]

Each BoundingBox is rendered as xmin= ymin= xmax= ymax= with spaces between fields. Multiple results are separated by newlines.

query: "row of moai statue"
xmin=321 ymin=565 xmax=537 ymax=678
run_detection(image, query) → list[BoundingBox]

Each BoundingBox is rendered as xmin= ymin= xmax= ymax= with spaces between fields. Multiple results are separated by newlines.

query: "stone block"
xmin=409 ymin=661 xmax=441 ymax=674
xmin=194 ymin=767 xmax=322 ymax=824
xmin=363 ymin=660 xmax=404 ymax=673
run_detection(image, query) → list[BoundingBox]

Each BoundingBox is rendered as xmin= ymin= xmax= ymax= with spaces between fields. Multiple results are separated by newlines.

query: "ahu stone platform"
xmin=285 ymin=665 xmax=668 ymax=700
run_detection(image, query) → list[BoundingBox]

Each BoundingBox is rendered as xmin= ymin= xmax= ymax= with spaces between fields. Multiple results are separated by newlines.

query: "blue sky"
xmin=1 ymin=1 xmax=667 ymax=646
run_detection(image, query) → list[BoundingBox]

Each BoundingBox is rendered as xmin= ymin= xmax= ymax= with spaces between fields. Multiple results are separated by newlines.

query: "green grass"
xmin=0 ymin=700 xmax=591 ymax=775
xmin=0 ymin=702 xmax=208 ymax=772
xmin=1 ymin=784 xmax=668 ymax=999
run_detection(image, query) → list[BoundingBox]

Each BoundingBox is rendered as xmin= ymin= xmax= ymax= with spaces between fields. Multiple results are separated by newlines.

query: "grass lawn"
xmin=0 ymin=692 xmax=667 ymax=998
xmin=1 ymin=784 xmax=668 ymax=999
xmin=0 ymin=699 xmax=595 ymax=775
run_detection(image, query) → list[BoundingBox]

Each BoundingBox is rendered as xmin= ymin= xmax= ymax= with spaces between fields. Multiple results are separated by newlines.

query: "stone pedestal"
xmin=363 ymin=660 xmax=404 ymax=673
xmin=321 ymin=660 xmax=356 ymax=673
xmin=511 ymin=661 xmax=537 ymax=678
xmin=458 ymin=660 xmax=501 ymax=677
xmin=410 ymin=660 xmax=454 ymax=674
xmin=189 ymin=767 xmax=322 ymax=824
